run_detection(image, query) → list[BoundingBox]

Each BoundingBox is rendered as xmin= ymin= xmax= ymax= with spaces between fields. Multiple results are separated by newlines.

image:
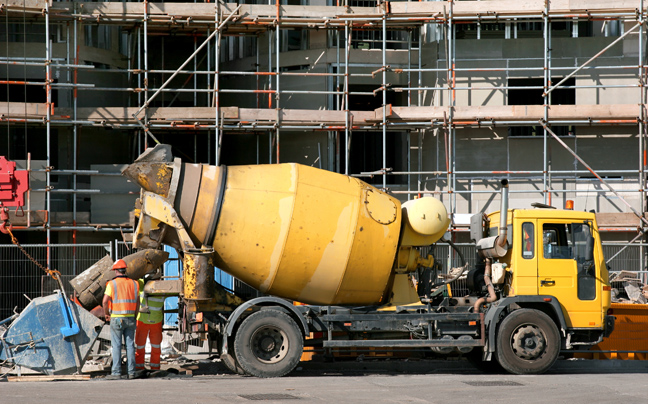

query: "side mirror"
xmin=585 ymin=235 xmax=595 ymax=262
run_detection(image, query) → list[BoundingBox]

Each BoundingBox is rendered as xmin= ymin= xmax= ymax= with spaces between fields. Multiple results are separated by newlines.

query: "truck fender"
xmin=223 ymin=296 xmax=309 ymax=338
xmin=220 ymin=297 xmax=309 ymax=357
xmin=484 ymin=296 xmax=567 ymax=353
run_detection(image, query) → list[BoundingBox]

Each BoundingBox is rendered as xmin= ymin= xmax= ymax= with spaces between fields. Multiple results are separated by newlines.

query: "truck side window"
xmin=542 ymin=224 xmax=571 ymax=259
xmin=522 ymin=222 xmax=534 ymax=259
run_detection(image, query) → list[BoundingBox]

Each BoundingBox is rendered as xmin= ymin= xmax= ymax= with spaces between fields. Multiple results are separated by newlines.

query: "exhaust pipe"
xmin=476 ymin=179 xmax=510 ymax=259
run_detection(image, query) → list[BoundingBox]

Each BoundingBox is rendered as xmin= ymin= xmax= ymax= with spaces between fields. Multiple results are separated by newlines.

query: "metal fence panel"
xmin=115 ymin=240 xmax=133 ymax=259
xmin=1 ymin=241 xmax=646 ymax=321
xmin=0 ymin=243 xmax=111 ymax=320
xmin=603 ymin=244 xmax=647 ymax=283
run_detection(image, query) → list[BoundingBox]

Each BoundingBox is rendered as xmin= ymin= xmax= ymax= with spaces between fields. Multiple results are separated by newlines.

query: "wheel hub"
xmin=250 ymin=326 xmax=288 ymax=364
xmin=259 ymin=336 xmax=276 ymax=352
xmin=511 ymin=325 xmax=546 ymax=360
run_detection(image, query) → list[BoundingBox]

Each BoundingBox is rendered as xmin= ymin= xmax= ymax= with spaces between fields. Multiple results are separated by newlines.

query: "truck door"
xmin=537 ymin=221 xmax=601 ymax=328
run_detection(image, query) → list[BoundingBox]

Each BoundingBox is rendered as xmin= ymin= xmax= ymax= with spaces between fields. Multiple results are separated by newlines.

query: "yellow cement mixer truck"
xmin=116 ymin=144 xmax=614 ymax=377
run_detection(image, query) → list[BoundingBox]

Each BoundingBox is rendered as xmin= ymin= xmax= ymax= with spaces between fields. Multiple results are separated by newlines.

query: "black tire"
xmin=496 ymin=309 xmax=560 ymax=375
xmin=234 ymin=309 xmax=304 ymax=378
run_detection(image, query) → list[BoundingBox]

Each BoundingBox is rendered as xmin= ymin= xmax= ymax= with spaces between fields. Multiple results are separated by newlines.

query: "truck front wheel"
xmin=234 ymin=309 xmax=304 ymax=378
xmin=496 ymin=309 xmax=560 ymax=375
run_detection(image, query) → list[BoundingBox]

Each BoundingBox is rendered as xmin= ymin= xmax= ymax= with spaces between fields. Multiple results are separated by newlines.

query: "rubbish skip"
xmin=0 ymin=291 xmax=104 ymax=375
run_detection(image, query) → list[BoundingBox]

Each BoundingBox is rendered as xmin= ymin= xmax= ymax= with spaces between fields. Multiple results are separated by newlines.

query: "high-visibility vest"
xmin=137 ymin=279 xmax=165 ymax=324
xmin=106 ymin=276 xmax=139 ymax=317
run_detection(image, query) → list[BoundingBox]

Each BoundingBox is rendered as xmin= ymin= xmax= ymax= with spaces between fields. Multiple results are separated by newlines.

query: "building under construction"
xmin=1 ymin=0 xmax=647 ymax=316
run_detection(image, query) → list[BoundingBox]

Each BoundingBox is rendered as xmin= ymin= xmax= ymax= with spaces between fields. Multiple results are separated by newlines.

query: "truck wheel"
xmin=234 ymin=309 xmax=304 ymax=378
xmin=496 ymin=309 xmax=560 ymax=375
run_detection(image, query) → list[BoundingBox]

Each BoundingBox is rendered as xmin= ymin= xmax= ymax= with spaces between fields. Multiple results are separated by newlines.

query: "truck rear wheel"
xmin=234 ymin=309 xmax=303 ymax=378
xmin=496 ymin=309 xmax=560 ymax=375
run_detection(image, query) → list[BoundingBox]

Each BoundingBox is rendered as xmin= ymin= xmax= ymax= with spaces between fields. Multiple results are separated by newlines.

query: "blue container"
xmin=0 ymin=291 xmax=104 ymax=375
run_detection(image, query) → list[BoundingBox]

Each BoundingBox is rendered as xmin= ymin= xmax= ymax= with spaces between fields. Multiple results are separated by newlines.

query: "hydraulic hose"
xmin=473 ymin=258 xmax=498 ymax=312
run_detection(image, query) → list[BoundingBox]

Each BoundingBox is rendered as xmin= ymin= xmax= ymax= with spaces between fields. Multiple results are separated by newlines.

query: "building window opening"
xmin=508 ymin=77 xmax=575 ymax=137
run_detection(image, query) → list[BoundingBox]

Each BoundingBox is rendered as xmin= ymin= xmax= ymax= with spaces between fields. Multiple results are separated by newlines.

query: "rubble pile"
xmin=609 ymin=271 xmax=648 ymax=304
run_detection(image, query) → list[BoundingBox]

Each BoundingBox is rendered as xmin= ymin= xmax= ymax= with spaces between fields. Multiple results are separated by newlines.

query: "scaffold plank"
xmin=379 ymin=105 xmax=640 ymax=122
xmin=0 ymin=104 xmax=640 ymax=127
xmin=0 ymin=102 xmax=50 ymax=118
xmin=597 ymin=213 xmax=648 ymax=228
xmin=3 ymin=2 xmax=644 ymax=24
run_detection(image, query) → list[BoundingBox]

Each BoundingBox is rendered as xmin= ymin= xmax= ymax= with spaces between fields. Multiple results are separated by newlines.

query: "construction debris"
xmin=609 ymin=271 xmax=648 ymax=304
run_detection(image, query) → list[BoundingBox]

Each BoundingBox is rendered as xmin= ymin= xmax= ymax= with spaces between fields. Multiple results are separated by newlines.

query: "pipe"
xmin=543 ymin=0 xmax=549 ymax=205
xmin=382 ymin=9 xmax=387 ymax=190
xmin=45 ymin=1 xmax=51 ymax=269
xmin=344 ymin=21 xmax=351 ymax=175
xmin=473 ymin=258 xmax=498 ymax=312
xmin=215 ymin=10 xmax=221 ymax=165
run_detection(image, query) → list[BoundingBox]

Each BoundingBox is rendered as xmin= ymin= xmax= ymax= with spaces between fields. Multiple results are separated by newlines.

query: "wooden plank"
xmin=596 ymin=212 xmax=647 ymax=227
xmin=41 ymin=2 xmax=645 ymax=22
xmin=7 ymin=210 xmax=91 ymax=226
xmin=390 ymin=1 xmax=641 ymax=16
xmin=8 ymin=374 xmax=92 ymax=382
xmin=4 ymin=103 xmax=639 ymax=126
xmin=4 ymin=0 xmax=42 ymax=10
xmin=60 ymin=107 xmax=237 ymax=122
xmin=383 ymin=105 xmax=641 ymax=122
xmin=568 ymin=0 xmax=643 ymax=13
xmin=280 ymin=109 xmax=347 ymax=123
xmin=5 ymin=104 xmax=634 ymax=125
xmin=0 ymin=102 xmax=49 ymax=117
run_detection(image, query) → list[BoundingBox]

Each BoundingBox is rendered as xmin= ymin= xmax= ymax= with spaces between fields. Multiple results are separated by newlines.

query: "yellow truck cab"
xmin=477 ymin=206 xmax=615 ymax=372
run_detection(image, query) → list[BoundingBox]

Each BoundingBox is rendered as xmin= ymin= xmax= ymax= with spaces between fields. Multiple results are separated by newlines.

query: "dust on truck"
xmin=122 ymin=144 xmax=614 ymax=377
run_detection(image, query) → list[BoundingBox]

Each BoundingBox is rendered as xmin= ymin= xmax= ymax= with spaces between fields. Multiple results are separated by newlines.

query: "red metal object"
xmin=0 ymin=207 xmax=10 ymax=234
xmin=0 ymin=156 xmax=29 ymax=207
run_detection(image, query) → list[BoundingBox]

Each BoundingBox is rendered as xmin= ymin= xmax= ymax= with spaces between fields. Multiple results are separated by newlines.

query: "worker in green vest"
xmin=134 ymin=276 xmax=165 ymax=371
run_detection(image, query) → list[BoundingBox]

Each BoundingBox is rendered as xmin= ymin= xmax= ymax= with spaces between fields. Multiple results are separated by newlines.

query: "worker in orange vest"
xmin=103 ymin=259 xmax=140 ymax=380
xmin=135 ymin=275 xmax=165 ymax=372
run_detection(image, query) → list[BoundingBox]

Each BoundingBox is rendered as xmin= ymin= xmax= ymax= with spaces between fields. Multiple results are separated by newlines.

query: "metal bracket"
xmin=140 ymin=191 xmax=196 ymax=250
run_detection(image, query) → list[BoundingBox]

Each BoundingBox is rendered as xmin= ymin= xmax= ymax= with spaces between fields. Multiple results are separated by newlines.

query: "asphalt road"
xmin=3 ymin=359 xmax=647 ymax=404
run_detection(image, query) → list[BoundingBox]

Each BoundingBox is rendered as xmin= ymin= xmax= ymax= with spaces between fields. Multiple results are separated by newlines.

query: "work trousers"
xmin=135 ymin=321 xmax=163 ymax=370
xmin=110 ymin=316 xmax=137 ymax=376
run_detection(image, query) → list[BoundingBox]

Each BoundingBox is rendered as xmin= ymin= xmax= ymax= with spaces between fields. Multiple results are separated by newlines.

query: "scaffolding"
xmin=1 ymin=1 xmax=647 ymax=263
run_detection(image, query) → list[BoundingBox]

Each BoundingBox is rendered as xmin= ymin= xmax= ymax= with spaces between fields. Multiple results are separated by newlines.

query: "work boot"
xmin=105 ymin=374 xmax=121 ymax=380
